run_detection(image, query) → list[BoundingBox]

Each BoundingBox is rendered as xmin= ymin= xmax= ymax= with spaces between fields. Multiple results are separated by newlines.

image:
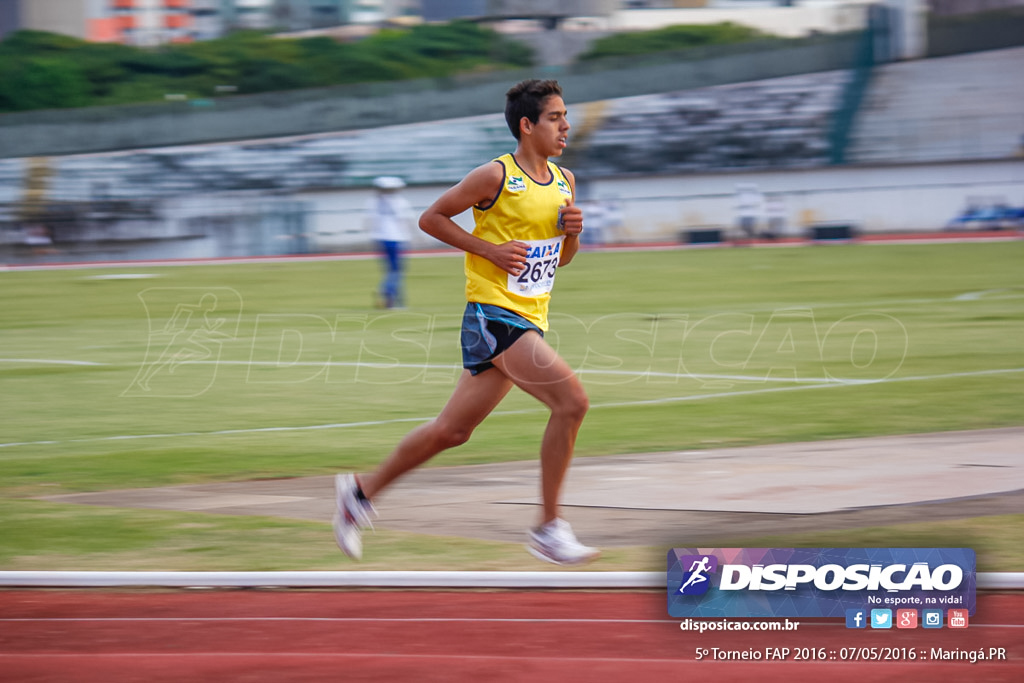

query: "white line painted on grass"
xmin=5 ymin=356 xmax=1022 ymax=386
xmin=0 ymin=358 xmax=835 ymax=382
xmin=0 ymin=358 xmax=105 ymax=366
xmin=1 ymin=357 xmax=832 ymax=382
xmin=953 ymin=289 xmax=1022 ymax=301
xmin=185 ymin=360 xmax=852 ymax=385
xmin=1 ymin=367 xmax=1021 ymax=451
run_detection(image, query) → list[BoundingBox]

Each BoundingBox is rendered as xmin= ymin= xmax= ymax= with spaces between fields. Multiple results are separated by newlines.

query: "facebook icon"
xmin=846 ymin=609 xmax=867 ymax=629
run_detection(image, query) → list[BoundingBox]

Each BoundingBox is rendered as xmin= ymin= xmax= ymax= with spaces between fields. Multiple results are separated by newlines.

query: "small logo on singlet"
xmin=506 ymin=175 xmax=527 ymax=192
xmin=556 ymin=178 xmax=572 ymax=196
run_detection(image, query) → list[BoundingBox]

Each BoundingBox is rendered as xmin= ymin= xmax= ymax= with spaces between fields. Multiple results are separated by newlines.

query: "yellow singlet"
xmin=466 ymin=153 xmax=573 ymax=331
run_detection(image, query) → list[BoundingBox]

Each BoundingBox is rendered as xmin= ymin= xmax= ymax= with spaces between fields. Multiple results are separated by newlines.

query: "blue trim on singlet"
xmin=510 ymin=153 xmax=556 ymax=186
xmin=476 ymin=160 xmax=506 ymax=212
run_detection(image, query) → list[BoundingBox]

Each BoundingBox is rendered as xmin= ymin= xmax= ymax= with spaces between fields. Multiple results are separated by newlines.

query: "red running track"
xmin=0 ymin=590 xmax=1020 ymax=682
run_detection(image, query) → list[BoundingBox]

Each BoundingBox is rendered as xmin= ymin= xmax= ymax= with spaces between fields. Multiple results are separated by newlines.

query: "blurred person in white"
xmin=765 ymin=193 xmax=787 ymax=240
xmin=334 ymin=79 xmax=599 ymax=566
xmin=367 ymin=175 xmax=413 ymax=308
xmin=735 ymin=183 xmax=763 ymax=241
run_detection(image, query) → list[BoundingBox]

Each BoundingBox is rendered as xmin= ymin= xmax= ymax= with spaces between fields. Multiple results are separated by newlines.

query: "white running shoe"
xmin=527 ymin=518 xmax=600 ymax=566
xmin=333 ymin=474 xmax=376 ymax=560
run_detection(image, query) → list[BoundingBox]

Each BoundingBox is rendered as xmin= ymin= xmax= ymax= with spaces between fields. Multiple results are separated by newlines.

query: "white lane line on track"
xmin=0 ymin=649 xmax=1020 ymax=664
xmin=0 ymin=617 xmax=1019 ymax=629
xmin=0 ymin=654 xmax=817 ymax=664
xmin=0 ymin=616 xmax=679 ymax=624
xmin=1 ymin=367 xmax=1022 ymax=451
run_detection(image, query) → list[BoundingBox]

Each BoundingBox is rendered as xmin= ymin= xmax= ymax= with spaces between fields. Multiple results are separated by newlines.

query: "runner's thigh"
xmin=492 ymin=332 xmax=584 ymax=409
xmin=435 ymin=368 xmax=515 ymax=432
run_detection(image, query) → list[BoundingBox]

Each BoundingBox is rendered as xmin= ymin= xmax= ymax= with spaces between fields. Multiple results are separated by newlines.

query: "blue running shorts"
xmin=460 ymin=302 xmax=543 ymax=375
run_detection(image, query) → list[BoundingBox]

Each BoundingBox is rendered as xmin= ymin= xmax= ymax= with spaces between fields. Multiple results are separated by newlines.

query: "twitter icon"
xmin=870 ymin=609 xmax=893 ymax=629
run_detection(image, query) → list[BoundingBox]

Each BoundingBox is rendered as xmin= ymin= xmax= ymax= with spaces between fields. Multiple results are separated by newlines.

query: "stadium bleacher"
xmin=581 ymin=71 xmax=848 ymax=175
xmin=847 ymin=46 xmax=1024 ymax=164
xmin=0 ymin=69 xmax=850 ymax=207
xmin=3 ymin=46 xmax=1021 ymax=203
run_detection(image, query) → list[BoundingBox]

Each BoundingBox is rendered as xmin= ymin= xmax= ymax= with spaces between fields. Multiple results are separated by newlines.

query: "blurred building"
xmin=623 ymin=1 xmax=709 ymax=6
xmin=263 ymin=1 xmax=430 ymax=31
xmin=0 ymin=0 xmax=17 ymax=40
xmin=107 ymin=0 xmax=195 ymax=44
xmin=0 ymin=1 xmax=429 ymax=43
xmin=273 ymin=0 xmax=345 ymax=30
xmin=180 ymin=2 xmax=352 ymax=38
xmin=929 ymin=0 xmax=1024 ymax=13
xmin=421 ymin=0 xmax=617 ymax=26
xmin=0 ymin=0 xmax=194 ymax=44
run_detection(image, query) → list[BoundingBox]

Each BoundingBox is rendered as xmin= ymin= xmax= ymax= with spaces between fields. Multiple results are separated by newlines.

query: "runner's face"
xmin=529 ymin=95 xmax=570 ymax=156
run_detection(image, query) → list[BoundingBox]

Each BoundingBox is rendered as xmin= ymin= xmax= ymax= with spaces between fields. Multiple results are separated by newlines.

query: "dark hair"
xmin=504 ymin=79 xmax=563 ymax=140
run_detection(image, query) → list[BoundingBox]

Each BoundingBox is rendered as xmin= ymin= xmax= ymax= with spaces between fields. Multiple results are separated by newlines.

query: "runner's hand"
xmin=559 ymin=199 xmax=583 ymax=236
xmin=489 ymin=240 xmax=530 ymax=276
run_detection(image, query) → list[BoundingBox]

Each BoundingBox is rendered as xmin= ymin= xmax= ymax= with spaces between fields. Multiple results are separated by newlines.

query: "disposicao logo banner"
xmin=667 ymin=548 xmax=976 ymax=618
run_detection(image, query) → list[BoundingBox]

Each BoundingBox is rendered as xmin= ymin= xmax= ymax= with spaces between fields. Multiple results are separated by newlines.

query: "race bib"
xmin=507 ymin=237 xmax=564 ymax=297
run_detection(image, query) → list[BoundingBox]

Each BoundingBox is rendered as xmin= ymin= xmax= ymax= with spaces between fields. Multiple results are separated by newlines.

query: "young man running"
xmin=334 ymin=79 xmax=598 ymax=566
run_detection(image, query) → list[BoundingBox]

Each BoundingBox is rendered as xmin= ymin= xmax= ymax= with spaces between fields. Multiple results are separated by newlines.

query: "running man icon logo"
xmin=677 ymin=555 xmax=718 ymax=595
xmin=125 ymin=288 xmax=243 ymax=398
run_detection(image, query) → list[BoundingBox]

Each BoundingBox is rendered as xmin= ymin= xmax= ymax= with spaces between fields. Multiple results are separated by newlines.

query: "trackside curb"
xmin=0 ymin=571 xmax=1021 ymax=589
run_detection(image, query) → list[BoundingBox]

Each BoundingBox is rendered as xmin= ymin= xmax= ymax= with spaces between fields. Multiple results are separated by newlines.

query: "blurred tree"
xmin=578 ymin=22 xmax=768 ymax=61
xmin=0 ymin=57 xmax=89 ymax=111
xmin=0 ymin=23 xmax=534 ymax=113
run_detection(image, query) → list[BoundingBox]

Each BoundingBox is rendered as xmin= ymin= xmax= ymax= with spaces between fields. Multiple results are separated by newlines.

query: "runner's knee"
xmin=553 ymin=383 xmax=589 ymax=424
xmin=428 ymin=419 xmax=474 ymax=450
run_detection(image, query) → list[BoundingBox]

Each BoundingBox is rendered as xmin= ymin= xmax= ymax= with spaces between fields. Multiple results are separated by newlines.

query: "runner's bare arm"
xmin=558 ymin=169 xmax=582 ymax=267
xmin=419 ymin=162 xmax=529 ymax=276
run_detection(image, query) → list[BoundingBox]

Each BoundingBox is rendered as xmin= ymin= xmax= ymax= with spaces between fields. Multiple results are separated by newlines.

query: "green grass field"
xmin=1 ymin=241 xmax=1022 ymax=571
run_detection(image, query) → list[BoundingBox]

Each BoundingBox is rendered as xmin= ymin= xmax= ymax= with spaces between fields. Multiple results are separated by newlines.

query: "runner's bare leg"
xmin=358 ymin=368 xmax=514 ymax=499
xmin=492 ymin=331 xmax=588 ymax=525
